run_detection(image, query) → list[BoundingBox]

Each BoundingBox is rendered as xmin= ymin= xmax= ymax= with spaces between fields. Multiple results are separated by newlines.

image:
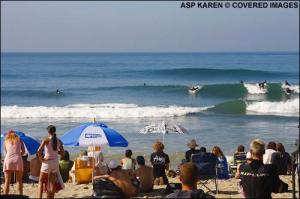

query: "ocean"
xmin=1 ymin=52 xmax=299 ymax=159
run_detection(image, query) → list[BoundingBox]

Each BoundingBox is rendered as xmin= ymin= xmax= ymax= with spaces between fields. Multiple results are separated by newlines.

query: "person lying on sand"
xmin=94 ymin=160 xmax=139 ymax=198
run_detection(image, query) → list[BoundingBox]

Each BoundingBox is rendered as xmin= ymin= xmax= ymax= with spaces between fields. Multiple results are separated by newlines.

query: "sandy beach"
xmin=1 ymin=174 xmax=296 ymax=198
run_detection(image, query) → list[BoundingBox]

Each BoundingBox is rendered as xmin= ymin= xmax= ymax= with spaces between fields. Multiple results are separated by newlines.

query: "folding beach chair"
xmin=75 ymin=156 xmax=95 ymax=184
xmin=191 ymin=152 xmax=218 ymax=194
xmin=229 ymin=152 xmax=246 ymax=175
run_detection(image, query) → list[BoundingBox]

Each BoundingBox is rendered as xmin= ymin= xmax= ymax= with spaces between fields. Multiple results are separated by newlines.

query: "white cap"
xmin=108 ymin=160 xmax=119 ymax=169
xmin=246 ymin=152 xmax=252 ymax=159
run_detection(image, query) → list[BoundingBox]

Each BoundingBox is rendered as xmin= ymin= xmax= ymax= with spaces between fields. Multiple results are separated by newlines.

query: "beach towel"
xmin=42 ymin=172 xmax=65 ymax=193
xmin=92 ymin=178 xmax=124 ymax=198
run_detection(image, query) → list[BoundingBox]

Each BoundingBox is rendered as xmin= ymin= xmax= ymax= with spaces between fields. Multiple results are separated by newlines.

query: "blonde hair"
xmin=250 ymin=139 xmax=265 ymax=156
xmin=153 ymin=141 xmax=164 ymax=152
xmin=5 ymin=130 xmax=20 ymax=144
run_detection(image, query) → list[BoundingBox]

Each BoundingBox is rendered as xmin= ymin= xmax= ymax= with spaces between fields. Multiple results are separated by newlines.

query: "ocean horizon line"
xmin=1 ymin=51 xmax=299 ymax=54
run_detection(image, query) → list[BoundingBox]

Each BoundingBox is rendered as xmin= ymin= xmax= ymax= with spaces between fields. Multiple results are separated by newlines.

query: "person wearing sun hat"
xmin=185 ymin=139 xmax=200 ymax=162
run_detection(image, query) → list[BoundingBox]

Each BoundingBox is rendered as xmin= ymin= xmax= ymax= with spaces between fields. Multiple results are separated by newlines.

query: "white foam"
xmin=243 ymin=83 xmax=267 ymax=94
xmin=1 ymin=103 xmax=207 ymax=119
xmin=281 ymin=84 xmax=299 ymax=94
xmin=246 ymin=98 xmax=299 ymax=117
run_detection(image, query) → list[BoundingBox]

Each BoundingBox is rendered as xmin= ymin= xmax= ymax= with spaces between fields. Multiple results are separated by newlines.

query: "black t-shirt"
xmin=240 ymin=160 xmax=281 ymax=199
xmin=271 ymin=152 xmax=291 ymax=175
xmin=185 ymin=149 xmax=200 ymax=162
xmin=150 ymin=151 xmax=170 ymax=178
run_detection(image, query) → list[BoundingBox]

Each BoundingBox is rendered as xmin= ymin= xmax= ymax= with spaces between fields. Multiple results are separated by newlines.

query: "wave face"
xmin=3 ymin=83 xmax=298 ymax=100
xmin=205 ymin=98 xmax=299 ymax=117
xmin=1 ymin=104 xmax=207 ymax=119
xmin=206 ymin=100 xmax=247 ymax=114
xmin=246 ymin=98 xmax=299 ymax=117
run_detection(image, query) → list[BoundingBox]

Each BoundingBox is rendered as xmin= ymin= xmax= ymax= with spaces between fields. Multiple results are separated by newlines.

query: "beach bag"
xmin=92 ymin=178 xmax=124 ymax=198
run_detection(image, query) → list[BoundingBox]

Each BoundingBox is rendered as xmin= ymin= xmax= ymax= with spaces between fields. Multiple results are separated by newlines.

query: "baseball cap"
xmin=108 ymin=160 xmax=119 ymax=169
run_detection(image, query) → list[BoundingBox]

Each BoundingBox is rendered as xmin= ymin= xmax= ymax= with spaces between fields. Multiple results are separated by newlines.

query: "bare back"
xmin=135 ymin=166 xmax=154 ymax=192
xmin=109 ymin=170 xmax=138 ymax=198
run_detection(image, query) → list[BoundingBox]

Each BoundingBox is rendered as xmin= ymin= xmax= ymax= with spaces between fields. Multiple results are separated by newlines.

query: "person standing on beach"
xmin=3 ymin=130 xmax=26 ymax=195
xmin=240 ymin=139 xmax=286 ymax=198
xmin=185 ymin=139 xmax=200 ymax=162
xmin=37 ymin=125 xmax=64 ymax=199
xmin=150 ymin=141 xmax=170 ymax=185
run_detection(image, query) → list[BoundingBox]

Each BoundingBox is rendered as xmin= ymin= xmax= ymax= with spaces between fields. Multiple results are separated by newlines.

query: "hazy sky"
xmin=1 ymin=1 xmax=299 ymax=52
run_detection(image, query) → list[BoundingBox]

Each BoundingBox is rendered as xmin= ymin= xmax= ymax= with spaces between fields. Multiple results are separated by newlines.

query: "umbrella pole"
xmin=92 ymin=144 xmax=94 ymax=184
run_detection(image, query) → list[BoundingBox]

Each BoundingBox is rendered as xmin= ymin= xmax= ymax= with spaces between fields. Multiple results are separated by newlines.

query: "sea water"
xmin=1 ymin=52 xmax=299 ymax=158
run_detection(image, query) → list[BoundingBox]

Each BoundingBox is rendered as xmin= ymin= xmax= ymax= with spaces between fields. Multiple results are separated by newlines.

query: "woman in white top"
xmin=37 ymin=125 xmax=64 ymax=199
xmin=121 ymin=149 xmax=136 ymax=170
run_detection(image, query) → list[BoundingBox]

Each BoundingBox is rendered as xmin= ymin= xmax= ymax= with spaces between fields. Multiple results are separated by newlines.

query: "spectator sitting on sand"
xmin=121 ymin=149 xmax=136 ymax=170
xmin=263 ymin=141 xmax=276 ymax=164
xmin=70 ymin=150 xmax=90 ymax=183
xmin=199 ymin=147 xmax=206 ymax=153
xmin=29 ymin=154 xmax=42 ymax=183
xmin=134 ymin=156 xmax=154 ymax=193
xmin=59 ymin=150 xmax=74 ymax=182
xmin=240 ymin=139 xmax=287 ymax=198
xmin=185 ymin=139 xmax=200 ymax=162
xmin=233 ymin=145 xmax=247 ymax=165
xmin=151 ymin=141 xmax=170 ymax=185
xmin=212 ymin=146 xmax=229 ymax=179
xmin=88 ymin=146 xmax=106 ymax=175
xmin=236 ymin=152 xmax=252 ymax=179
xmin=22 ymin=153 xmax=30 ymax=183
xmin=271 ymin=143 xmax=292 ymax=175
xmin=94 ymin=160 xmax=139 ymax=198
xmin=167 ymin=162 xmax=214 ymax=198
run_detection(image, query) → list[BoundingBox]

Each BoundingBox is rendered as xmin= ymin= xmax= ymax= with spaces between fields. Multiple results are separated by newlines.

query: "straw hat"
xmin=187 ymin=139 xmax=199 ymax=148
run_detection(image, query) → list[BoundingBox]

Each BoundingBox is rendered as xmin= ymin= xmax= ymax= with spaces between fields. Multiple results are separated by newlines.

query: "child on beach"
xmin=150 ymin=141 xmax=170 ymax=185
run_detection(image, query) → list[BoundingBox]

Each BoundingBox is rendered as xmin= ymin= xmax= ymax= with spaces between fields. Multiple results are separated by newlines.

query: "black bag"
xmin=92 ymin=178 xmax=124 ymax=198
xmin=168 ymin=189 xmax=215 ymax=199
xmin=1 ymin=195 xmax=29 ymax=199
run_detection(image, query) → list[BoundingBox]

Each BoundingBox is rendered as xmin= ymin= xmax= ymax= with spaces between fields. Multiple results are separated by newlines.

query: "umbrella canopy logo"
xmin=84 ymin=133 xmax=102 ymax=139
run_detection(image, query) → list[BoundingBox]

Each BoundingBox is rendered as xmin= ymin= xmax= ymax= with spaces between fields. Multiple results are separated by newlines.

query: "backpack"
xmin=92 ymin=178 xmax=124 ymax=198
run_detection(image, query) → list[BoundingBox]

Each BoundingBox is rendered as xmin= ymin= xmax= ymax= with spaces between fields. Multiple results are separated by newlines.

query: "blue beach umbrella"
xmin=61 ymin=122 xmax=128 ymax=147
xmin=1 ymin=131 xmax=40 ymax=155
